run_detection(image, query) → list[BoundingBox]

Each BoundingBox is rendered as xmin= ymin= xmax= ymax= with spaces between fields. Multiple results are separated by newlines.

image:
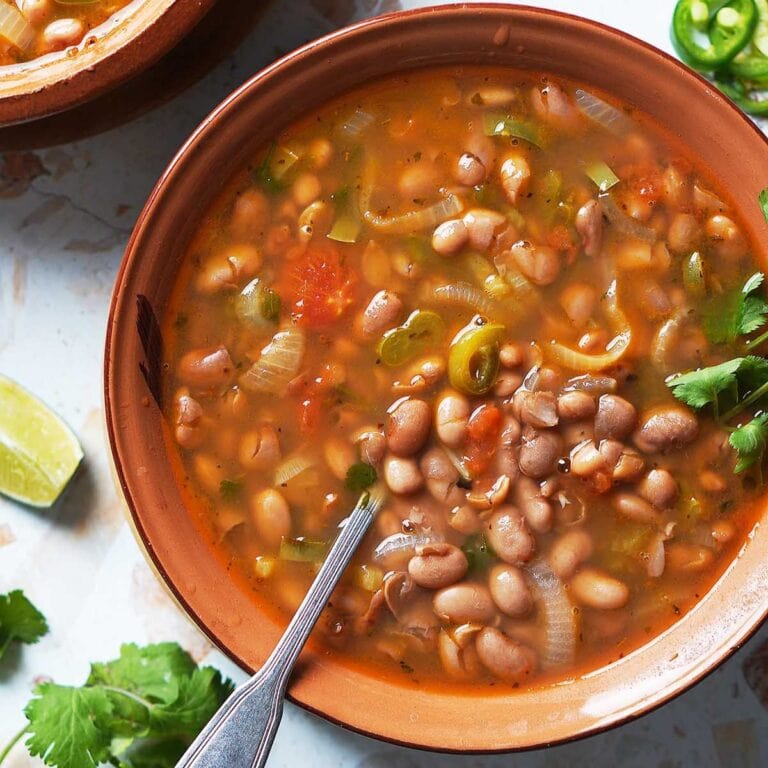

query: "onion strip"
xmin=528 ymin=561 xmax=577 ymax=669
xmin=600 ymin=193 xmax=657 ymax=243
xmin=575 ymin=88 xmax=633 ymax=135
xmin=0 ymin=3 xmax=34 ymax=50
xmin=239 ymin=326 xmax=305 ymax=394
xmin=360 ymin=157 xmax=464 ymax=234
xmin=431 ymin=282 xmax=497 ymax=317
xmin=373 ymin=532 xmax=440 ymax=562
xmin=547 ymin=279 xmax=632 ymax=371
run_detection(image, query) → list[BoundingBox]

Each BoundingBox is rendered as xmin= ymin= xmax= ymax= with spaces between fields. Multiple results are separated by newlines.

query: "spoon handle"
xmin=175 ymin=493 xmax=379 ymax=768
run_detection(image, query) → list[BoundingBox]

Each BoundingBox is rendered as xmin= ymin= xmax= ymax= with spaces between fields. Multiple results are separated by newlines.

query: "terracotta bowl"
xmin=105 ymin=3 xmax=768 ymax=752
xmin=0 ymin=0 xmax=216 ymax=126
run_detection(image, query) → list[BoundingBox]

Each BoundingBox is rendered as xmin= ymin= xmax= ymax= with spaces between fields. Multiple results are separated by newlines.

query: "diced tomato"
xmin=546 ymin=224 xmax=577 ymax=263
xmin=290 ymin=243 xmax=355 ymax=328
xmin=618 ymin=163 xmax=663 ymax=203
xmin=298 ymin=377 xmax=327 ymax=434
xmin=464 ymin=404 xmax=502 ymax=477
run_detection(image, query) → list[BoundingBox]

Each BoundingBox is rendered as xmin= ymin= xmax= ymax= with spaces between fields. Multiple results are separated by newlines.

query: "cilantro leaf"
xmin=21 ymin=643 xmax=234 ymax=768
xmin=760 ymin=186 xmax=768 ymax=223
xmin=730 ymin=413 xmax=768 ymax=473
xmin=667 ymin=358 xmax=742 ymax=410
xmin=218 ymin=478 xmax=243 ymax=502
xmin=734 ymin=355 xmax=768 ymax=394
xmin=703 ymin=272 xmax=768 ymax=343
xmin=345 ymin=462 xmax=377 ymax=492
xmin=0 ymin=590 xmax=48 ymax=659
xmin=25 ymin=685 xmax=114 ymax=768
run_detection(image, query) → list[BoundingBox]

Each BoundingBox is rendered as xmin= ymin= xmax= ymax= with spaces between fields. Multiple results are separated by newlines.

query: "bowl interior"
xmin=0 ymin=0 xmax=214 ymax=125
xmin=105 ymin=4 xmax=768 ymax=751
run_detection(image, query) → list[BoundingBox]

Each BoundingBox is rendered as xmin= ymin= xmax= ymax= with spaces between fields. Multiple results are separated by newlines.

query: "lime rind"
xmin=0 ymin=375 xmax=83 ymax=507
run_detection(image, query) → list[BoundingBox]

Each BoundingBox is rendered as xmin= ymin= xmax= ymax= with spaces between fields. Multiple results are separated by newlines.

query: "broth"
xmin=162 ymin=67 xmax=763 ymax=689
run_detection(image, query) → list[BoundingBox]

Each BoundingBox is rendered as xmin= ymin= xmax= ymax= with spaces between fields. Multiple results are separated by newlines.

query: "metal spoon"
xmin=175 ymin=489 xmax=384 ymax=768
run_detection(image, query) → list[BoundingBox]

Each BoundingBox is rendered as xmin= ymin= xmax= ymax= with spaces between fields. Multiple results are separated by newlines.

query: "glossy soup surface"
xmin=0 ymin=0 xmax=132 ymax=65
xmin=163 ymin=68 xmax=762 ymax=690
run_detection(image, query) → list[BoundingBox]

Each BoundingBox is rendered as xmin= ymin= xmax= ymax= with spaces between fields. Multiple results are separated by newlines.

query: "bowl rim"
xmin=0 ymin=0 xmax=216 ymax=126
xmin=105 ymin=2 xmax=768 ymax=753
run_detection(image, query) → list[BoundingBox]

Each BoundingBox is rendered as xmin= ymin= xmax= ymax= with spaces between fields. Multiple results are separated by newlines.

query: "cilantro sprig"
xmin=0 ymin=590 xmax=48 ymax=661
xmin=1 ymin=642 xmax=233 ymax=768
xmin=703 ymin=272 xmax=768 ymax=345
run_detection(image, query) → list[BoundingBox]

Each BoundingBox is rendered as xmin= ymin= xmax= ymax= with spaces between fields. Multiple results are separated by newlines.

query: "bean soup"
xmin=162 ymin=68 xmax=764 ymax=689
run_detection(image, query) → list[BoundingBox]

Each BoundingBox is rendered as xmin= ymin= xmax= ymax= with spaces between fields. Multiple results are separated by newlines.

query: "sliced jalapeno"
xmin=378 ymin=310 xmax=446 ymax=367
xmin=672 ymin=0 xmax=757 ymax=70
xmin=716 ymin=75 xmax=768 ymax=113
xmin=448 ymin=322 xmax=506 ymax=395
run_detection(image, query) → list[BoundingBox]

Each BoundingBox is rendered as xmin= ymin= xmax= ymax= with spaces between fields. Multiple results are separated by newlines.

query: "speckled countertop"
xmin=1 ymin=1 xmax=767 ymax=766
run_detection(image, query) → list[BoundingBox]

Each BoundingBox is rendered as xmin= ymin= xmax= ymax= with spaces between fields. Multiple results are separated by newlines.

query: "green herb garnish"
xmin=15 ymin=642 xmax=233 ymax=768
xmin=345 ymin=462 xmax=377 ymax=492
xmin=0 ymin=590 xmax=48 ymax=661
xmin=730 ymin=412 xmax=768 ymax=472
xmin=461 ymin=534 xmax=496 ymax=575
xmin=703 ymin=271 xmax=768 ymax=344
xmin=219 ymin=478 xmax=243 ymax=501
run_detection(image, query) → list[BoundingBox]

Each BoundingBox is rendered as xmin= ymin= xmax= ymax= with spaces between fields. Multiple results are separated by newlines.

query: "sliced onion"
xmin=363 ymin=193 xmax=464 ymax=235
xmin=645 ymin=533 xmax=666 ymax=578
xmin=528 ymin=561 xmax=577 ymax=669
xmin=651 ymin=310 xmax=687 ymax=374
xmin=431 ymin=282 xmax=497 ymax=316
xmin=493 ymin=257 xmax=539 ymax=303
xmin=575 ymin=88 xmax=633 ymax=135
xmin=600 ymin=193 xmax=656 ymax=243
xmin=547 ymin=280 xmax=631 ymax=372
xmin=239 ymin=326 xmax=305 ymax=395
xmin=273 ymin=454 xmax=314 ymax=486
xmin=373 ymin=532 xmax=441 ymax=562
xmin=0 ymin=3 xmax=34 ymax=51
xmin=563 ymin=374 xmax=618 ymax=393
xmin=339 ymin=109 xmax=375 ymax=138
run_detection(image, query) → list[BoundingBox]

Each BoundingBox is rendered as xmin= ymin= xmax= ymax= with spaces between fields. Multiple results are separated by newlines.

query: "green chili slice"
xmin=716 ymin=75 xmax=768 ymax=113
xmin=378 ymin=310 xmax=446 ymax=367
xmin=279 ymin=537 xmax=328 ymax=563
xmin=672 ymin=0 xmax=757 ymax=70
xmin=483 ymin=112 xmax=544 ymax=148
xmin=683 ymin=252 xmax=707 ymax=297
xmin=448 ymin=322 xmax=505 ymax=395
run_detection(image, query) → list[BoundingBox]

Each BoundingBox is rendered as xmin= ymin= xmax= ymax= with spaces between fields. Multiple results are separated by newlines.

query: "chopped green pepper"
xmin=448 ymin=322 xmax=505 ymax=395
xmin=683 ymin=252 xmax=707 ymax=297
xmin=585 ymin=160 xmax=620 ymax=193
xmin=279 ymin=537 xmax=328 ymax=562
xmin=716 ymin=75 xmax=768 ymax=113
xmin=461 ymin=534 xmax=496 ymax=575
xmin=672 ymin=0 xmax=757 ymax=70
xmin=483 ymin=112 xmax=543 ymax=148
xmin=378 ymin=310 xmax=446 ymax=367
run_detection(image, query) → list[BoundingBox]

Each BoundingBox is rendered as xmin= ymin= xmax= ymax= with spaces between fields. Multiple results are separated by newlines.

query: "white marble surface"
xmin=1 ymin=1 xmax=768 ymax=766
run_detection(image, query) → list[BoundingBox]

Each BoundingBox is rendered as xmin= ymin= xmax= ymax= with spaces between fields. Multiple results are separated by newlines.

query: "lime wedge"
xmin=0 ymin=375 xmax=83 ymax=507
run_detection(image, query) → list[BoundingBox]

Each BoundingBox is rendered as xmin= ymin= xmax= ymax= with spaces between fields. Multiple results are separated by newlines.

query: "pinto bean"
xmin=519 ymin=429 xmax=562 ymax=479
xmin=239 ymin=425 xmax=281 ymax=471
xmin=362 ymin=290 xmax=403 ymax=336
xmin=462 ymin=208 xmax=506 ymax=251
xmin=575 ymin=199 xmax=603 ymax=257
xmin=178 ymin=346 xmax=234 ymax=389
xmin=486 ymin=507 xmax=535 ymax=564
xmin=667 ymin=212 xmax=699 ymax=254
xmin=560 ymin=282 xmax=596 ymax=328
xmin=357 ymin=429 xmax=386 ymax=466
xmin=634 ymin=406 xmax=699 ymax=453
xmin=399 ymin=162 xmax=439 ymax=199
xmin=230 ymin=188 xmax=269 ymax=239
xmin=530 ymin=81 xmax=576 ymax=127
xmin=251 ymin=489 xmax=291 ymax=548
xmin=383 ymin=455 xmax=423 ymax=495
xmin=500 ymin=154 xmax=531 ymax=205
xmin=557 ymin=391 xmax=596 ymax=421
xmin=456 ymin=152 xmax=487 ymax=186
xmin=387 ymin=398 xmax=431 ymax=456
xmin=699 ymin=469 xmax=727 ymax=493
xmin=510 ymin=240 xmax=560 ymax=286
xmin=432 ymin=219 xmax=469 ymax=256
xmin=408 ymin=543 xmax=468 ymax=589
xmin=549 ymin=529 xmax=594 ymax=580
xmin=666 ymin=543 xmax=715 ymax=573
xmin=519 ymin=391 xmax=559 ymax=428
xmin=196 ymin=244 xmax=262 ymax=294
xmin=438 ymin=629 xmax=482 ymax=680
xmin=570 ymin=568 xmax=629 ymax=610
xmin=612 ymin=450 xmax=645 ymax=482
xmin=569 ymin=440 xmax=605 ymax=477
xmin=637 ymin=468 xmax=678 ymax=509
xmin=173 ymin=390 xmax=204 ymax=449
xmin=20 ymin=0 xmax=50 ymax=25
xmin=514 ymin=476 xmax=553 ymax=534
xmin=435 ymin=390 xmax=470 ymax=448
xmin=448 ymin=504 xmax=482 ymax=535
xmin=489 ymin=564 xmax=533 ymax=617
xmin=594 ymin=395 xmax=637 ymax=440
xmin=612 ymin=492 xmax=661 ymax=524
xmin=420 ymin=447 xmax=462 ymax=505
xmin=475 ymin=627 xmax=537 ymax=683
xmin=706 ymin=214 xmax=747 ymax=261
xmin=42 ymin=17 xmax=84 ymax=50
xmin=493 ymin=372 xmax=521 ymax=398
xmin=433 ymin=583 xmax=495 ymax=623
xmin=499 ymin=342 xmax=524 ymax=368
